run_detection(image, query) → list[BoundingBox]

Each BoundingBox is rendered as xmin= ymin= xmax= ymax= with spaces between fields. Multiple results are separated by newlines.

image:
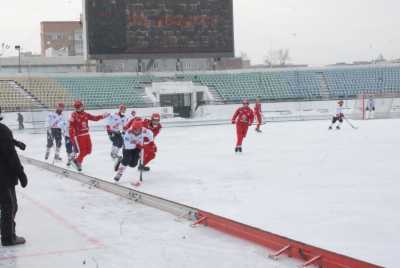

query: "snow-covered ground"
xmin=8 ymin=117 xmax=400 ymax=267
xmin=1 ymin=165 xmax=295 ymax=268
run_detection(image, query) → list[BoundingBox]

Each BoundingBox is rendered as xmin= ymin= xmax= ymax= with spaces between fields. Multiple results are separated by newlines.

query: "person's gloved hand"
xmin=136 ymin=143 xmax=143 ymax=150
xmin=19 ymin=171 xmax=28 ymax=188
xmin=14 ymin=140 xmax=26 ymax=151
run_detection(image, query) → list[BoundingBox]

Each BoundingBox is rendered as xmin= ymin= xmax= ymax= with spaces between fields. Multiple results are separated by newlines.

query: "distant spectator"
xmin=17 ymin=113 xmax=24 ymax=130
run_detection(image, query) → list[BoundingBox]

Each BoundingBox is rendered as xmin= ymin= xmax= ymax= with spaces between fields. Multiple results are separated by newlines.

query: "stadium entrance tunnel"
xmin=145 ymin=81 xmax=212 ymax=118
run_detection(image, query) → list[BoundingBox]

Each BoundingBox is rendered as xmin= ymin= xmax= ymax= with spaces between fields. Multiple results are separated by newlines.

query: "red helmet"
xmin=242 ymin=98 xmax=249 ymax=105
xmin=56 ymin=102 xmax=65 ymax=110
xmin=119 ymin=104 xmax=127 ymax=112
xmin=129 ymin=120 xmax=143 ymax=132
xmin=74 ymin=100 xmax=83 ymax=110
xmin=151 ymin=113 xmax=160 ymax=121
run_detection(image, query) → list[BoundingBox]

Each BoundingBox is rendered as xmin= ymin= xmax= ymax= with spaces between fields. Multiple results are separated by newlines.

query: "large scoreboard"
xmin=84 ymin=0 xmax=234 ymax=59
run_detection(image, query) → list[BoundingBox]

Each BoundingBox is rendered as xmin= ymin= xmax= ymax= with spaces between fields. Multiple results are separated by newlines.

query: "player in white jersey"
xmin=113 ymin=120 xmax=154 ymax=182
xmin=329 ymin=100 xmax=344 ymax=130
xmin=366 ymin=98 xmax=375 ymax=119
xmin=106 ymin=104 xmax=127 ymax=160
xmin=45 ymin=103 xmax=66 ymax=160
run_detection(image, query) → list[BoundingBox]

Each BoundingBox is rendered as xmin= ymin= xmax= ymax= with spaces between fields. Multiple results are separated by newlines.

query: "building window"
xmin=46 ymin=32 xmax=64 ymax=41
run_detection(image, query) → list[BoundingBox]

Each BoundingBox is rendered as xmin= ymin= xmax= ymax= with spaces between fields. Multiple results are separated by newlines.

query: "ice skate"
xmin=113 ymin=173 xmax=122 ymax=182
xmin=138 ymin=164 xmax=150 ymax=171
xmin=71 ymin=159 xmax=82 ymax=172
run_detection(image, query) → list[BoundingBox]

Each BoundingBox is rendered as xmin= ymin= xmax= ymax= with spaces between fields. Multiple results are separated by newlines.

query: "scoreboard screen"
xmin=85 ymin=0 xmax=234 ymax=58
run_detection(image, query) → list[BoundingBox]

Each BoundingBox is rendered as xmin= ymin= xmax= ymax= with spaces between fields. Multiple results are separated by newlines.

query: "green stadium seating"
xmin=2 ymin=65 xmax=400 ymax=112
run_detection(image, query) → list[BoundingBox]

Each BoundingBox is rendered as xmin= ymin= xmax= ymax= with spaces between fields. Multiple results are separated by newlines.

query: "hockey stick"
xmin=139 ymin=133 xmax=145 ymax=182
xmin=139 ymin=148 xmax=144 ymax=182
xmin=343 ymin=116 xmax=358 ymax=129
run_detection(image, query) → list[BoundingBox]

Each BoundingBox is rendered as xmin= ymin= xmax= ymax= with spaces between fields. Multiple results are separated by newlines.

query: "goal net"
xmin=352 ymin=92 xmax=400 ymax=120
xmin=26 ymin=108 xmax=48 ymax=134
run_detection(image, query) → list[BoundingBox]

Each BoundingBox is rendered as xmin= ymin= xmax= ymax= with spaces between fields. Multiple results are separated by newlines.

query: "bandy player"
xmin=254 ymin=97 xmax=263 ymax=132
xmin=329 ymin=100 xmax=344 ymax=130
xmin=106 ymin=104 xmax=128 ymax=160
xmin=69 ymin=100 xmax=109 ymax=171
xmin=232 ymin=98 xmax=254 ymax=152
xmin=366 ymin=98 xmax=375 ymax=119
xmin=45 ymin=103 xmax=66 ymax=161
xmin=113 ymin=120 xmax=154 ymax=185
xmin=141 ymin=113 xmax=162 ymax=171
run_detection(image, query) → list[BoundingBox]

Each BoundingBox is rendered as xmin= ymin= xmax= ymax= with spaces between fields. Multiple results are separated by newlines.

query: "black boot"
xmin=238 ymin=147 xmax=242 ymax=153
xmin=138 ymin=164 xmax=150 ymax=171
xmin=72 ymin=159 xmax=82 ymax=172
xmin=2 ymin=236 xmax=26 ymax=246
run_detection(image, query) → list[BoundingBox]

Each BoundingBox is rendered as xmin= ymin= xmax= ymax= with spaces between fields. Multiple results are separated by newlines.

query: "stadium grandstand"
xmin=1 ymin=64 xmax=400 ymax=112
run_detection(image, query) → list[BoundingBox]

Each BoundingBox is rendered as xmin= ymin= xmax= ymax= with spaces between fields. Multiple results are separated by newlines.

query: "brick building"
xmin=41 ymin=21 xmax=83 ymax=57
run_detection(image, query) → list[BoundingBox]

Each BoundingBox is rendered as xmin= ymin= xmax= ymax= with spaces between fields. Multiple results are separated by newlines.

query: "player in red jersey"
xmin=231 ymin=98 xmax=254 ymax=153
xmin=254 ymin=97 xmax=263 ymax=132
xmin=140 ymin=113 xmax=162 ymax=171
xmin=69 ymin=100 xmax=109 ymax=171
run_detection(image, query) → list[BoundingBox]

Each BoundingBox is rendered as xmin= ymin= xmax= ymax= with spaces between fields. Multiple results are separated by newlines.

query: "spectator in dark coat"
xmin=0 ymin=107 xmax=28 ymax=246
xmin=17 ymin=112 xmax=24 ymax=130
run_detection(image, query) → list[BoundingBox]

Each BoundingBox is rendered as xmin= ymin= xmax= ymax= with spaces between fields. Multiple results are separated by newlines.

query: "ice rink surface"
xmin=6 ymin=118 xmax=400 ymax=267
xmin=1 ymin=165 xmax=292 ymax=268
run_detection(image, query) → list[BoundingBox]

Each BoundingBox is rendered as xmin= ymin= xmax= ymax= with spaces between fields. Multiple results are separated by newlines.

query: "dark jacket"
xmin=0 ymin=123 xmax=25 ymax=189
xmin=17 ymin=113 xmax=23 ymax=122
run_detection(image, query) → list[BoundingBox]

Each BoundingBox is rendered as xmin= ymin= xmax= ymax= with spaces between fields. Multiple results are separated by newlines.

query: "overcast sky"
xmin=0 ymin=0 xmax=399 ymax=65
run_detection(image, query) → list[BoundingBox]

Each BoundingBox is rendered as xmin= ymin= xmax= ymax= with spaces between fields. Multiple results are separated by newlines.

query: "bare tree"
xmin=240 ymin=51 xmax=249 ymax=61
xmin=264 ymin=48 xmax=291 ymax=66
xmin=374 ymin=53 xmax=386 ymax=63
xmin=277 ymin=49 xmax=290 ymax=66
xmin=0 ymin=43 xmax=11 ymax=57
